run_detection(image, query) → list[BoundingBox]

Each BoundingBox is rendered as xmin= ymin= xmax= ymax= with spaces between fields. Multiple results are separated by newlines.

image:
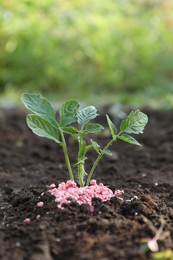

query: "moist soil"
xmin=0 ymin=107 xmax=173 ymax=260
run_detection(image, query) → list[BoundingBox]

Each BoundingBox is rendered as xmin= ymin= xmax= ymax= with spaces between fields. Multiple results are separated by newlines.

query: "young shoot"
xmin=22 ymin=93 xmax=148 ymax=187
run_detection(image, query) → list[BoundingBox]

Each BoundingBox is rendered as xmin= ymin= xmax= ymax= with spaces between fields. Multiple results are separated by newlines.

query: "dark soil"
xmin=0 ymin=107 xmax=173 ymax=260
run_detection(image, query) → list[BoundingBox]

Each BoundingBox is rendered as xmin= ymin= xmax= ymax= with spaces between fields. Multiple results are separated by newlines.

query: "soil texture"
xmin=0 ymin=107 xmax=173 ymax=260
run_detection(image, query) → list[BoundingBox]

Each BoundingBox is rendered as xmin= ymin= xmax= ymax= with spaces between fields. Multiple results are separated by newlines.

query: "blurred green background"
xmin=0 ymin=0 xmax=173 ymax=108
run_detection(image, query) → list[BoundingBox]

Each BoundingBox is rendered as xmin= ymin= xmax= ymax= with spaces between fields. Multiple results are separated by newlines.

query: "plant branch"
xmin=77 ymin=127 xmax=86 ymax=186
xmin=86 ymin=136 xmax=117 ymax=186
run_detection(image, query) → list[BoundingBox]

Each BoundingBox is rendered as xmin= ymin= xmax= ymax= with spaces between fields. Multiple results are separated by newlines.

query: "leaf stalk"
xmin=60 ymin=132 xmax=74 ymax=181
xmin=86 ymin=136 xmax=116 ymax=186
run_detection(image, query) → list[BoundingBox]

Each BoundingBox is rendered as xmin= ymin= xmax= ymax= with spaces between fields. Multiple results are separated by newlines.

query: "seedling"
xmin=22 ymin=93 xmax=148 ymax=187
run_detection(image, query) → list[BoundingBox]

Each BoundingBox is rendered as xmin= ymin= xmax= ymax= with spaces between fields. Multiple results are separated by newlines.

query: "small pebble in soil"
xmin=126 ymin=195 xmax=138 ymax=203
xmin=16 ymin=242 xmax=21 ymax=247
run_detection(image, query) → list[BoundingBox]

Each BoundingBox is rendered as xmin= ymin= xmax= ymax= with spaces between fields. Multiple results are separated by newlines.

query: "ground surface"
xmin=0 ymin=107 xmax=173 ymax=260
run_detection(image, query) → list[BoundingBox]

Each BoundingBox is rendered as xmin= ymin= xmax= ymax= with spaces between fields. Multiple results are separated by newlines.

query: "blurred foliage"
xmin=0 ymin=0 xmax=173 ymax=106
xmin=153 ymin=249 xmax=173 ymax=260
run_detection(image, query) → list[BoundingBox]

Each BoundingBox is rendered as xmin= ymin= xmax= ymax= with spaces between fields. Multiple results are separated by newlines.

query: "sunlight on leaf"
xmin=22 ymin=93 xmax=58 ymax=128
xmin=120 ymin=110 xmax=148 ymax=134
xmin=27 ymin=114 xmax=60 ymax=143
xmin=106 ymin=114 xmax=117 ymax=138
xmin=117 ymin=133 xmax=142 ymax=146
xmin=77 ymin=106 xmax=98 ymax=125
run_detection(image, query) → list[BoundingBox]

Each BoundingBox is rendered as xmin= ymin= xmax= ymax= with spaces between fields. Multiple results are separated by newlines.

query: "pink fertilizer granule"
xmin=50 ymin=183 xmax=56 ymax=188
xmin=48 ymin=180 xmax=124 ymax=212
xmin=23 ymin=218 xmax=31 ymax=223
xmin=37 ymin=201 xmax=44 ymax=207
xmin=36 ymin=214 xmax=41 ymax=220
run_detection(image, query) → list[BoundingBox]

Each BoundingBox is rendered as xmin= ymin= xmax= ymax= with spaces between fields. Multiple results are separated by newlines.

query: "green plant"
xmin=22 ymin=93 xmax=148 ymax=186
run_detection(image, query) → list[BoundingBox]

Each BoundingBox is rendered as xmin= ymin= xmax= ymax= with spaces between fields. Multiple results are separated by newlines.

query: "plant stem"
xmin=78 ymin=163 xmax=85 ymax=187
xmin=60 ymin=132 xmax=74 ymax=181
xmin=86 ymin=137 xmax=117 ymax=186
xmin=77 ymin=127 xmax=86 ymax=187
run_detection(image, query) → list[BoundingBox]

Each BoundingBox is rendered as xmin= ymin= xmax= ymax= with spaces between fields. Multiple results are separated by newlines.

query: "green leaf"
xmin=77 ymin=106 xmax=98 ymax=125
xmin=60 ymin=116 xmax=77 ymax=126
xmin=117 ymin=133 xmax=141 ymax=146
xmin=84 ymin=123 xmax=104 ymax=134
xmin=106 ymin=115 xmax=117 ymax=137
xmin=22 ymin=93 xmax=58 ymax=128
xmin=60 ymin=100 xmax=80 ymax=118
xmin=26 ymin=114 xmax=60 ymax=143
xmin=91 ymin=139 xmax=100 ymax=154
xmin=103 ymin=149 xmax=112 ymax=156
xmin=59 ymin=100 xmax=79 ymax=126
xmin=152 ymin=249 xmax=173 ymax=259
xmin=120 ymin=110 xmax=148 ymax=134
xmin=61 ymin=126 xmax=79 ymax=135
